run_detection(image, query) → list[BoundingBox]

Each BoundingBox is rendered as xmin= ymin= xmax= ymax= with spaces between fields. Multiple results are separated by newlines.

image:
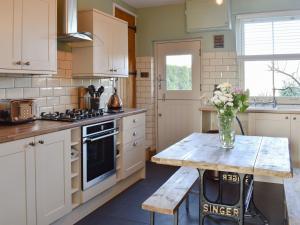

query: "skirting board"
xmin=52 ymin=167 xmax=146 ymax=225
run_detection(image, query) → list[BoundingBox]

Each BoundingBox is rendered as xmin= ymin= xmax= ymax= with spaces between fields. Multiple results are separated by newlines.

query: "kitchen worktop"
xmin=199 ymin=104 xmax=300 ymax=114
xmin=0 ymin=108 xmax=146 ymax=144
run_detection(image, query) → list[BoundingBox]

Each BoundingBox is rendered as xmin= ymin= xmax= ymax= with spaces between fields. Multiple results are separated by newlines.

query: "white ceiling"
xmin=123 ymin=0 xmax=185 ymax=8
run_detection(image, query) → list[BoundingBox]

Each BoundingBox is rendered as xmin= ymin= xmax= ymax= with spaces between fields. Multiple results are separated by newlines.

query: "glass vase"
xmin=217 ymin=114 xmax=236 ymax=149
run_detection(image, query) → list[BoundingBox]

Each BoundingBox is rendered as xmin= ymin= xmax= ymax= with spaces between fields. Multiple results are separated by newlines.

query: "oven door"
xmin=82 ymin=130 xmax=117 ymax=190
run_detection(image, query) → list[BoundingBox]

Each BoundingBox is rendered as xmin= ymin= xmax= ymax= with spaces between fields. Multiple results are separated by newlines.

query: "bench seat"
xmin=142 ymin=166 xmax=198 ymax=215
xmin=284 ymin=168 xmax=300 ymax=225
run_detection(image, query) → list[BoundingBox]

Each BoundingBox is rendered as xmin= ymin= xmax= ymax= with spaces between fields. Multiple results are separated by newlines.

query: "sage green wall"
xmin=78 ymin=0 xmax=137 ymax=14
xmin=136 ymin=0 xmax=300 ymax=56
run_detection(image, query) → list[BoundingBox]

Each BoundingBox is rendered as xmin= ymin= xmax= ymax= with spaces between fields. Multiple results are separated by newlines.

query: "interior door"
xmin=156 ymin=40 xmax=202 ymax=151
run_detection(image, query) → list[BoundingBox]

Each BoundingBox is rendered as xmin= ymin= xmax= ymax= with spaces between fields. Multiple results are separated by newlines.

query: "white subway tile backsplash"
xmin=53 ymin=87 xmax=66 ymax=96
xmin=0 ymin=89 xmax=5 ymax=99
xmin=24 ymin=88 xmax=39 ymax=98
xmin=40 ymin=88 xmax=53 ymax=97
xmin=6 ymin=88 xmax=23 ymax=99
xmin=47 ymin=97 xmax=60 ymax=106
xmin=15 ymin=77 xmax=32 ymax=88
xmin=32 ymin=78 xmax=47 ymax=88
xmin=47 ymin=78 xmax=60 ymax=87
xmin=0 ymin=77 xmax=14 ymax=88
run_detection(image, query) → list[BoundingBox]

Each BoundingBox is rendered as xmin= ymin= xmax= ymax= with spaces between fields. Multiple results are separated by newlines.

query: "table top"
xmin=152 ymin=133 xmax=292 ymax=178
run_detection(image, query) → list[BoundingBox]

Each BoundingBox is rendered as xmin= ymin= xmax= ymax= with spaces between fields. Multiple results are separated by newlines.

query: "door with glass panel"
xmin=155 ymin=40 xmax=201 ymax=151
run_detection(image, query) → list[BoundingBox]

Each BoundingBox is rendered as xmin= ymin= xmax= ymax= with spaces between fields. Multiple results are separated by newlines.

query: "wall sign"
xmin=214 ymin=35 xmax=224 ymax=48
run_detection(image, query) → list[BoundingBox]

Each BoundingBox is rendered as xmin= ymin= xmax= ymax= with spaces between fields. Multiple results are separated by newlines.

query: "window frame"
xmin=236 ymin=10 xmax=300 ymax=102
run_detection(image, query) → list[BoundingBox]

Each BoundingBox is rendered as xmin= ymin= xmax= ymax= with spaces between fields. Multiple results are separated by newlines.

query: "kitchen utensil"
xmin=107 ymin=88 xmax=123 ymax=110
xmin=87 ymin=85 xmax=95 ymax=97
xmin=97 ymin=86 xmax=105 ymax=97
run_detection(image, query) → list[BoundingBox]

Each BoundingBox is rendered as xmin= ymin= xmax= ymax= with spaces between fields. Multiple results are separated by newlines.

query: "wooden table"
xmin=152 ymin=133 xmax=293 ymax=225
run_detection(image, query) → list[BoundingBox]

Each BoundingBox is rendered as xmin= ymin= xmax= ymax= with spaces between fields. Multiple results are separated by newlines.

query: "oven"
xmin=82 ymin=120 xmax=118 ymax=190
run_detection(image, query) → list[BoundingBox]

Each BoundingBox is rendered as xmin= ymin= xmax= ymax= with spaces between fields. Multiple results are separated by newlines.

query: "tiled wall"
xmin=0 ymin=50 xmax=114 ymax=115
xmin=201 ymin=51 xmax=239 ymax=100
xmin=136 ymin=57 xmax=156 ymax=150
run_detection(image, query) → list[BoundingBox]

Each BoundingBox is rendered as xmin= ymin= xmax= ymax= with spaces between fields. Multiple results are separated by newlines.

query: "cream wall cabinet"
xmin=0 ymin=0 xmax=57 ymax=74
xmin=186 ymin=0 xmax=232 ymax=32
xmin=248 ymin=113 xmax=300 ymax=167
xmin=0 ymin=130 xmax=71 ymax=225
xmin=121 ymin=113 xmax=146 ymax=179
xmin=72 ymin=9 xmax=128 ymax=77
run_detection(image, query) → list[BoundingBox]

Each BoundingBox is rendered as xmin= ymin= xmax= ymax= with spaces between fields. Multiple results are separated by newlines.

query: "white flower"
xmin=220 ymin=109 xmax=224 ymax=114
xmin=226 ymin=102 xmax=234 ymax=107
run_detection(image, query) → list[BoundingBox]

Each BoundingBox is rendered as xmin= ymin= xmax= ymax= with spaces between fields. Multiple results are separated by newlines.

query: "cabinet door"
xmin=111 ymin=20 xmax=129 ymax=76
xmin=123 ymin=137 xmax=145 ymax=178
xmin=291 ymin=115 xmax=300 ymax=167
xmin=92 ymin=12 xmax=113 ymax=75
xmin=0 ymin=0 xmax=22 ymax=70
xmin=251 ymin=113 xmax=291 ymax=138
xmin=22 ymin=0 xmax=57 ymax=72
xmin=35 ymin=130 xmax=71 ymax=225
xmin=0 ymin=138 xmax=35 ymax=225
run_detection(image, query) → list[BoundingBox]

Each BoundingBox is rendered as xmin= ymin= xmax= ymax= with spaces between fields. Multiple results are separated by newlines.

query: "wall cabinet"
xmin=72 ymin=9 xmax=128 ymax=77
xmin=0 ymin=130 xmax=71 ymax=225
xmin=186 ymin=0 xmax=232 ymax=32
xmin=0 ymin=0 xmax=57 ymax=74
xmin=121 ymin=113 xmax=146 ymax=179
xmin=249 ymin=113 xmax=300 ymax=167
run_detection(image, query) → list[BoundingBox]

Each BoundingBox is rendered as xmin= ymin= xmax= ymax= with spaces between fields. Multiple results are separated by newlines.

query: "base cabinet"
xmin=121 ymin=113 xmax=146 ymax=179
xmin=249 ymin=113 xmax=300 ymax=167
xmin=0 ymin=130 xmax=71 ymax=225
xmin=35 ymin=130 xmax=72 ymax=225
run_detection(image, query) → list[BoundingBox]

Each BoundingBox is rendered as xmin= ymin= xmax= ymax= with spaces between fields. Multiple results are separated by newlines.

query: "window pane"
xmin=244 ymin=22 xmax=273 ymax=55
xmin=166 ymin=55 xmax=192 ymax=91
xmin=274 ymin=60 xmax=300 ymax=97
xmin=245 ymin=61 xmax=273 ymax=96
xmin=274 ymin=20 xmax=300 ymax=54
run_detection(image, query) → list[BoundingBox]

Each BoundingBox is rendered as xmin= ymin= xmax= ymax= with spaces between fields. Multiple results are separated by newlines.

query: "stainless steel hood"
xmin=57 ymin=0 xmax=93 ymax=42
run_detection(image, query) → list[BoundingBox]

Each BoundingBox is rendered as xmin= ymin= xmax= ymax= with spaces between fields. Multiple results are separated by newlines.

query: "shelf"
xmin=71 ymin=141 xmax=80 ymax=146
xmin=72 ymin=188 xmax=79 ymax=194
xmin=71 ymin=172 xmax=79 ymax=178
xmin=71 ymin=156 xmax=79 ymax=162
xmin=72 ymin=203 xmax=80 ymax=209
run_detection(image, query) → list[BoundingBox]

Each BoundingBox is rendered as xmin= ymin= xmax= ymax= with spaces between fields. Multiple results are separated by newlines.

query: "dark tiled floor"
xmin=76 ymin=163 xmax=285 ymax=225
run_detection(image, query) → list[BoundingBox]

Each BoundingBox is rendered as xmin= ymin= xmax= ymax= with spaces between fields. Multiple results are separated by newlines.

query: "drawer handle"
xmin=29 ymin=141 xmax=35 ymax=147
xmin=133 ymin=119 xmax=137 ymax=123
xmin=15 ymin=61 xmax=22 ymax=65
xmin=133 ymin=141 xmax=137 ymax=147
xmin=38 ymin=140 xmax=44 ymax=144
xmin=285 ymin=116 xmax=289 ymax=120
xmin=24 ymin=61 xmax=30 ymax=66
xmin=293 ymin=117 xmax=297 ymax=120
xmin=133 ymin=131 xmax=137 ymax=136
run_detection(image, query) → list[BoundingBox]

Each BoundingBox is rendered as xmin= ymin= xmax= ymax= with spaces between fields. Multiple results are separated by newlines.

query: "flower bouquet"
xmin=211 ymin=83 xmax=249 ymax=149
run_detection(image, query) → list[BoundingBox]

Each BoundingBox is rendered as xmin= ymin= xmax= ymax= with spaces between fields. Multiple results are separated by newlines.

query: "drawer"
xmin=123 ymin=113 xmax=145 ymax=130
xmin=122 ymin=125 xmax=145 ymax=145
xmin=123 ymin=137 xmax=145 ymax=178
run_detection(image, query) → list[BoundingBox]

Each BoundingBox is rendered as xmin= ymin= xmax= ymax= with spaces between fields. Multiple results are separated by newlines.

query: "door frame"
xmin=154 ymin=38 xmax=202 ymax=150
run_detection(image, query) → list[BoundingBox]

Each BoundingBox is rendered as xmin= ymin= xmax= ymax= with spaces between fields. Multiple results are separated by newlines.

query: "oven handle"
xmin=84 ymin=131 xmax=119 ymax=143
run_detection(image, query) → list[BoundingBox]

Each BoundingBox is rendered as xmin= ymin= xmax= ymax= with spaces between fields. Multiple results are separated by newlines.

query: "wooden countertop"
xmin=199 ymin=105 xmax=300 ymax=114
xmin=0 ymin=108 xmax=146 ymax=144
xmin=152 ymin=133 xmax=292 ymax=178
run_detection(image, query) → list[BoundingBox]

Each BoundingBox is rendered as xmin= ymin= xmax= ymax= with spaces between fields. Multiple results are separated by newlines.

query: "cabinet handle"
xmin=24 ymin=61 xmax=30 ymax=66
xmin=29 ymin=141 xmax=35 ymax=147
xmin=293 ymin=117 xmax=297 ymax=120
xmin=133 ymin=119 xmax=137 ymax=123
xmin=133 ymin=131 xmax=137 ymax=136
xmin=38 ymin=140 xmax=44 ymax=144
xmin=15 ymin=61 xmax=22 ymax=65
xmin=109 ymin=69 xmax=114 ymax=72
xmin=133 ymin=141 xmax=137 ymax=147
xmin=285 ymin=116 xmax=289 ymax=120
xmin=113 ymin=69 xmax=117 ymax=72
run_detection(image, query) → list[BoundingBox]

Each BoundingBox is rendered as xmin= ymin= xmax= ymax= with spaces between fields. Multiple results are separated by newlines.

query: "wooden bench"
xmin=284 ymin=168 xmax=300 ymax=225
xmin=142 ymin=167 xmax=198 ymax=225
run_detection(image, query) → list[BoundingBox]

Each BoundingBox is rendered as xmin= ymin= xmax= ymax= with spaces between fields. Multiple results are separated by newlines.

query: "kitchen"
xmin=0 ymin=0 xmax=299 ymax=225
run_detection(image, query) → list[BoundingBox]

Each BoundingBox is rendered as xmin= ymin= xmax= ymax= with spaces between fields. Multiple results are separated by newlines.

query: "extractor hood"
xmin=57 ymin=0 xmax=93 ymax=42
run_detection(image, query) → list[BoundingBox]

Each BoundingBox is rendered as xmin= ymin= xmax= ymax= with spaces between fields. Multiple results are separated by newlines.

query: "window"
xmin=166 ymin=55 xmax=192 ymax=91
xmin=236 ymin=11 xmax=300 ymax=98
